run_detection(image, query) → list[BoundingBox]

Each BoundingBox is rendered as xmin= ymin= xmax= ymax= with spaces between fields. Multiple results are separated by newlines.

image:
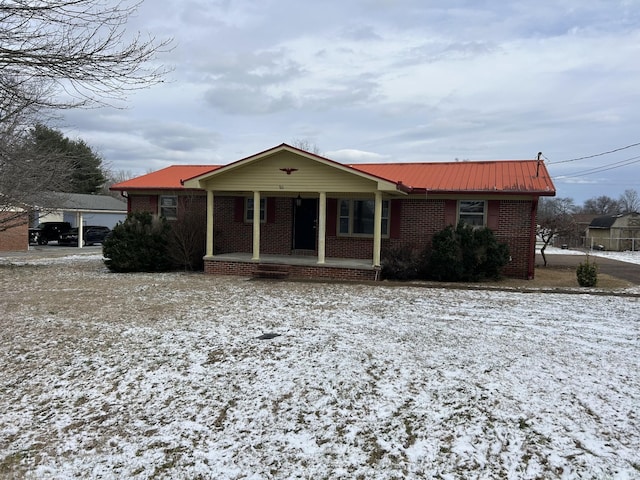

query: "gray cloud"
xmin=204 ymin=85 xmax=296 ymax=114
xmin=340 ymin=24 xmax=383 ymax=41
xmin=53 ymin=0 xmax=640 ymax=202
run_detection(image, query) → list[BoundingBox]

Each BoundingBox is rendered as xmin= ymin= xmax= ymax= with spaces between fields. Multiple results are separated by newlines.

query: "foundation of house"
xmin=204 ymin=253 xmax=378 ymax=281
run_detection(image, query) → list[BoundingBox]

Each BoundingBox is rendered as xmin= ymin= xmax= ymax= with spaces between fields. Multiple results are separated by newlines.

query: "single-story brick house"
xmin=111 ymin=143 xmax=556 ymax=280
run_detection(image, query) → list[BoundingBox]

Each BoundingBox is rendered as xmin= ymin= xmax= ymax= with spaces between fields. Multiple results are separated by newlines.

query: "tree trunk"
xmin=540 ymin=242 xmax=549 ymax=267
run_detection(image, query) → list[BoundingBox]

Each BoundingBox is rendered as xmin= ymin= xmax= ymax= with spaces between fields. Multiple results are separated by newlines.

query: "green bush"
xmin=427 ymin=223 xmax=510 ymax=282
xmin=576 ymin=257 xmax=598 ymax=287
xmin=103 ymin=212 xmax=173 ymax=272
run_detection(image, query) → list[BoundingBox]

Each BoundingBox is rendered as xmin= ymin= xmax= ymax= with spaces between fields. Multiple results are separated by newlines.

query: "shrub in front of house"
xmin=427 ymin=223 xmax=510 ymax=282
xmin=381 ymin=245 xmax=429 ymax=281
xmin=576 ymin=257 xmax=598 ymax=287
xmin=167 ymin=203 xmax=206 ymax=271
xmin=103 ymin=212 xmax=173 ymax=273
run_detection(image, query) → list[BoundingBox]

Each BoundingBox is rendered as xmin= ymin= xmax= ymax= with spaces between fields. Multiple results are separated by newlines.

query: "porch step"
xmin=253 ymin=263 xmax=290 ymax=279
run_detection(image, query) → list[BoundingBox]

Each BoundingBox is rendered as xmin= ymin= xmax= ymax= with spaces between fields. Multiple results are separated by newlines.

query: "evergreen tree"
xmin=28 ymin=124 xmax=107 ymax=194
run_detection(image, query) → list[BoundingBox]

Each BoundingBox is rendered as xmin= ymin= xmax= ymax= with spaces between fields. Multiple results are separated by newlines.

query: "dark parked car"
xmin=28 ymin=222 xmax=72 ymax=245
xmin=59 ymin=226 xmax=111 ymax=246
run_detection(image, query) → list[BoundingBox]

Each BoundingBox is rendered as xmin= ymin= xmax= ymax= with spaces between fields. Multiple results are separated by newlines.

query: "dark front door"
xmin=293 ymin=198 xmax=317 ymax=250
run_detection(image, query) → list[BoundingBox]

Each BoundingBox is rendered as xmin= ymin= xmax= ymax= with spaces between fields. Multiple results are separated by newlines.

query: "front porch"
xmin=180 ymin=144 xmax=408 ymax=281
xmin=204 ymin=253 xmax=380 ymax=281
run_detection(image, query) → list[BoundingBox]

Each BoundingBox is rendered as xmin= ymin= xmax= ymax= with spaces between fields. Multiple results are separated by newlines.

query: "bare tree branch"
xmin=619 ymin=189 xmax=640 ymax=214
xmin=0 ymin=0 xmax=172 ymax=110
xmin=0 ymin=0 xmax=172 ymax=232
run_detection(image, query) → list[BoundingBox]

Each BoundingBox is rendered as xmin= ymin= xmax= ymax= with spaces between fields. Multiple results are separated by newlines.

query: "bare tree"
xmin=536 ymin=197 xmax=577 ymax=267
xmin=291 ymin=138 xmax=321 ymax=155
xmin=619 ymin=189 xmax=640 ymax=214
xmin=580 ymin=195 xmax=620 ymax=215
xmin=101 ymin=168 xmax=136 ymax=198
xmin=0 ymin=0 xmax=171 ymax=230
xmin=0 ymin=0 xmax=171 ymax=113
xmin=168 ymin=194 xmax=207 ymax=271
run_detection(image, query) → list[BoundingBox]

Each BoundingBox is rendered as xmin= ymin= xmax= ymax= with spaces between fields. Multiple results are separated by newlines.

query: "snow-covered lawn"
xmin=1 ymin=257 xmax=639 ymax=479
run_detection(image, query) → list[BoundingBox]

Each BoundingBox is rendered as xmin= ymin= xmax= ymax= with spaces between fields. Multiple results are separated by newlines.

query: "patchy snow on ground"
xmin=0 ymin=256 xmax=639 ymax=479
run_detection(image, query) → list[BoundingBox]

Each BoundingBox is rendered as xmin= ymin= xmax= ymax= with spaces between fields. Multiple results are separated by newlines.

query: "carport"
xmin=31 ymin=193 xmax=127 ymax=248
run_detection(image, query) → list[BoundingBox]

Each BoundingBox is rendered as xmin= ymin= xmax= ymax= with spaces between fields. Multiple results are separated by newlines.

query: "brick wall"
xmin=213 ymin=197 xmax=293 ymax=255
xmin=130 ymin=193 xmax=536 ymax=280
xmin=0 ymin=212 xmax=28 ymax=252
xmin=494 ymin=200 xmax=535 ymax=279
xmin=129 ymin=195 xmax=157 ymax=214
xmin=389 ymin=198 xmax=535 ymax=279
xmin=205 ymin=259 xmax=377 ymax=281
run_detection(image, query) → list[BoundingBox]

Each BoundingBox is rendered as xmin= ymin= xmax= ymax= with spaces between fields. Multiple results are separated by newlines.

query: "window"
xmin=159 ymin=195 xmax=178 ymax=219
xmin=459 ymin=200 xmax=485 ymax=227
xmin=338 ymin=199 xmax=389 ymax=236
xmin=245 ymin=198 xmax=266 ymax=223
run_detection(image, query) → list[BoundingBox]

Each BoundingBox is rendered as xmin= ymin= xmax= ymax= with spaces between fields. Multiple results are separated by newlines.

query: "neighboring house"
xmin=31 ymin=192 xmax=128 ymax=230
xmin=1 ymin=192 xmax=127 ymax=252
xmin=585 ymin=213 xmax=640 ymax=251
xmin=111 ymin=144 xmax=556 ymax=280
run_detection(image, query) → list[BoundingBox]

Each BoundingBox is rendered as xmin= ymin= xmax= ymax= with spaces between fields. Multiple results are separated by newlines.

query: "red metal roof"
xmin=350 ymin=160 xmax=555 ymax=195
xmin=110 ymin=165 xmax=221 ymax=190
xmin=109 ymin=156 xmax=555 ymax=196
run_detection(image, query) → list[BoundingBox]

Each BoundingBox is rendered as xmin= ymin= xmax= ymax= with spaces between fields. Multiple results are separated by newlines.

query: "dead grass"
xmin=496 ymin=266 xmax=633 ymax=290
xmin=375 ymin=266 xmax=635 ymax=293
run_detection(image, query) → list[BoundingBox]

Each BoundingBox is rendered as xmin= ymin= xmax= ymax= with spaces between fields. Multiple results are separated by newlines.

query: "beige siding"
xmin=199 ymin=151 xmax=390 ymax=193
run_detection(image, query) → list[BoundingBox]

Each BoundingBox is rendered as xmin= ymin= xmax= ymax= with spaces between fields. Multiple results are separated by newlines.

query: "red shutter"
xmin=326 ymin=198 xmax=337 ymax=236
xmin=267 ymin=197 xmax=276 ymax=223
xmin=444 ymin=199 xmax=457 ymax=226
xmin=487 ymin=200 xmax=500 ymax=230
xmin=151 ymin=195 xmax=159 ymax=215
xmin=390 ymin=199 xmax=402 ymax=239
xmin=234 ymin=197 xmax=244 ymax=222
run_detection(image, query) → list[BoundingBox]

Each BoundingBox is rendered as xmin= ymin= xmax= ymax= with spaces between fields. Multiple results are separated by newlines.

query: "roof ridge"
xmin=350 ymin=159 xmax=539 ymax=166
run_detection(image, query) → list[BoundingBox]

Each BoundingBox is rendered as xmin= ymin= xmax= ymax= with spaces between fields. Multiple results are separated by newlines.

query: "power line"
xmin=547 ymin=141 xmax=640 ymax=165
xmin=556 ymin=154 xmax=640 ymax=178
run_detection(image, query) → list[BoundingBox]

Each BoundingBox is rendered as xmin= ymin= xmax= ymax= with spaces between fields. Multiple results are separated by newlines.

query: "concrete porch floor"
xmin=208 ymin=252 xmax=376 ymax=270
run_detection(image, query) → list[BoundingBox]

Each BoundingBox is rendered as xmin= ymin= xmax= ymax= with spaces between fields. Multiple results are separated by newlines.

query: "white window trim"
xmin=245 ymin=197 xmax=266 ymax=223
xmin=458 ymin=200 xmax=486 ymax=227
xmin=159 ymin=195 xmax=178 ymax=220
xmin=337 ymin=198 xmax=389 ymax=238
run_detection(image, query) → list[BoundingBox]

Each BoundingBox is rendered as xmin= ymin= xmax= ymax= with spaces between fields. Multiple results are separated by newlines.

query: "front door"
xmin=293 ymin=198 xmax=317 ymax=251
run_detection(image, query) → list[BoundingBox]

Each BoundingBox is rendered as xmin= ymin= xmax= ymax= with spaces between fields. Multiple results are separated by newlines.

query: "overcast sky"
xmin=60 ymin=0 xmax=640 ymax=204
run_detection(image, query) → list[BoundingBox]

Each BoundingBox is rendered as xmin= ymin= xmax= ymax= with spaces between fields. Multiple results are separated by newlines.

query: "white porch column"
xmin=372 ymin=192 xmax=382 ymax=267
xmin=252 ymin=191 xmax=261 ymax=261
xmin=206 ymin=190 xmax=214 ymax=257
xmin=317 ymin=192 xmax=326 ymax=264
xmin=77 ymin=212 xmax=84 ymax=248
